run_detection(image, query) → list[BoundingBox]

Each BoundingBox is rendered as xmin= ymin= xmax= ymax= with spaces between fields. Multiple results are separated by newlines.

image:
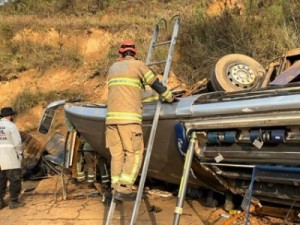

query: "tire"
xmin=210 ymin=54 xmax=266 ymax=92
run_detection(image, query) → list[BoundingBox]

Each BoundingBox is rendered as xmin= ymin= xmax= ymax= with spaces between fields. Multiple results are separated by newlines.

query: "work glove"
xmin=165 ymin=94 xmax=178 ymax=103
xmin=160 ymin=89 xmax=179 ymax=103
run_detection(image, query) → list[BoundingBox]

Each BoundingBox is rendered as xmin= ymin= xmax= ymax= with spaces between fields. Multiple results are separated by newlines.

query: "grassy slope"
xmin=0 ymin=0 xmax=300 ymax=110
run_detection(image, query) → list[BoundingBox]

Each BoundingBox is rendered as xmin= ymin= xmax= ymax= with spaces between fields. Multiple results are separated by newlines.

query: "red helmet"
xmin=118 ymin=39 xmax=137 ymax=54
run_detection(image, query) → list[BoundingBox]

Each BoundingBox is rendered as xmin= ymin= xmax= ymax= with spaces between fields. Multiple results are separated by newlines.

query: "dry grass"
xmin=1 ymin=0 xmax=300 ymax=86
xmin=12 ymin=89 xmax=84 ymax=114
xmin=177 ymin=0 xmax=300 ymax=84
xmin=0 ymin=0 xmax=186 ymax=81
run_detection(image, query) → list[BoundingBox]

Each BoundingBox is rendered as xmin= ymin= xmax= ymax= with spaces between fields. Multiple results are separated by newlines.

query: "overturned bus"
xmin=38 ymin=49 xmax=300 ymax=221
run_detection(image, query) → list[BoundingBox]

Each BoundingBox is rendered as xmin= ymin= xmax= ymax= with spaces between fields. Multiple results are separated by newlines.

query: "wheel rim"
xmin=227 ymin=64 xmax=256 ymax=89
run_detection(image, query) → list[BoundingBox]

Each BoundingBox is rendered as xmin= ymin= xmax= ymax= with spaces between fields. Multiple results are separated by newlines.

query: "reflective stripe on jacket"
xmin=106 ymin=56 xmax=157 ymax=125
xmin=0 ymin=118 xmax=23 ymax=170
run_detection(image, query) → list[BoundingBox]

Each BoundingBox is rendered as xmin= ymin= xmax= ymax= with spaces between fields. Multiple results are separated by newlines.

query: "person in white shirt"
xmin=0 ymin=107 xmax=25 ymax=209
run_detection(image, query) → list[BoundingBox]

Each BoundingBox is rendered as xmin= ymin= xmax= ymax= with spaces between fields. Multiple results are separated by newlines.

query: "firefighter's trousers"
xmin=106 ymin=124 xmax=144 ymax=189
xmin=84 ymin=151 xmax=96 ymax=184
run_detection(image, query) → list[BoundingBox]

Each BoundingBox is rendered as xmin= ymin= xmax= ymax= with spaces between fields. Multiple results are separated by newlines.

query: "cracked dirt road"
xmin=0 ymin=176 xmax=233 ymax=225
xmin=0 ymin=176 xmax=284 ymax=225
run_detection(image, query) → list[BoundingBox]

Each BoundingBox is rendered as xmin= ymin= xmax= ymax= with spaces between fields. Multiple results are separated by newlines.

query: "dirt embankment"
xmin=0 ymin=0 xmax=245 ymax=145
xmin=1 ymin=28 xmax=111 ymax=143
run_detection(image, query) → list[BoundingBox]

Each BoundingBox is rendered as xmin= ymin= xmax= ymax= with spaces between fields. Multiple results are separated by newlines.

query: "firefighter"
xmin=0 ymin=107 xmax=25 ymax=209
xmin=83 ymin=141 xmax=97 ymax=187
xmin=75 ymin=138 xmax=111 ymax=195
xmin=75 ymin=140 xmax=97 ymax=187
xmin=105 ymin=39 xmax=176 ymax=201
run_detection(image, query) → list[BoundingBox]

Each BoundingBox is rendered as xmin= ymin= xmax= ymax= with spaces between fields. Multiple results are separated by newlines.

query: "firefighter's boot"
xmin=114 ymin=184 xmax=137 ymax=201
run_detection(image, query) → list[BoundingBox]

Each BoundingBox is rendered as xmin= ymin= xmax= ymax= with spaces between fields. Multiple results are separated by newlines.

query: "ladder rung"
xmin=148 ymin=60 xmax=167 ymax=66
xmin=153 ymin=40 xmax=171 ymax=47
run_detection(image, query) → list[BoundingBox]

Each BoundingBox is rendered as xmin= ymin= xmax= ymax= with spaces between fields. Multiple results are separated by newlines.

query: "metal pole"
xmin=105 ymin=198 xmax=117 ymax=225
xmin=61 ymin=131 xmax=71 ymax=201
xmin=145 ymin=22 xmax=159 ymax=65
xmin=162 ymin=16 xmax=180 ymax=85
xmin=129 ymin=100 xmax=163 ymax=225
xmin=173 ymin=131 xmax=197 ymax=225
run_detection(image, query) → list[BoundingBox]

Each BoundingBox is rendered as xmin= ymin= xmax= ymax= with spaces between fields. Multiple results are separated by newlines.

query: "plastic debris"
xmin=148 ymin=189 xmax=173 ymax=198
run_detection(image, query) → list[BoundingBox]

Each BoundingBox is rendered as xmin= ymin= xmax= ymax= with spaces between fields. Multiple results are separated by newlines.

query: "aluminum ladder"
xmin=105 ymin=15 xmax=180 ymax=225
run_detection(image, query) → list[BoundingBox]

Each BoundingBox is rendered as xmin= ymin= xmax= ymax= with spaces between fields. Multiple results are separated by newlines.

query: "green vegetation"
xmin=177 ymin=0 xmax=300 ymax=83
xmin=12 ymin=89 xmax=84 ymax=114
xmin=1 ymin=0 xmax=107 ymax=15
xmin=2 ymin=40 xmax=83 ymax=75
xmin=0 ymin=0 xmax=300 ymax=85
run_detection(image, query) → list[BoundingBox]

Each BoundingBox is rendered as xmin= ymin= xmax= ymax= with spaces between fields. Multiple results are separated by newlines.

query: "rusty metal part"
xmin=182 ymin=79 xmax=208 ymax=97
xmin=200 ymin=164 xmax=238 ymax=194
xmin=270 ymin=60 xmax=300 ymax=85
xmin=285 ymin=48 xmax=300 ymax=58
xmin=254 ymin=205 xmax=300 ymax=223
xmin=260 ymin=62 xmax=280 ymax=88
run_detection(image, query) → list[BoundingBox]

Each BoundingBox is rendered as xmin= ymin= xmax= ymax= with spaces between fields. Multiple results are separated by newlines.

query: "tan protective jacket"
xmin=106 ymin=56 xmax=170 ymax=125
